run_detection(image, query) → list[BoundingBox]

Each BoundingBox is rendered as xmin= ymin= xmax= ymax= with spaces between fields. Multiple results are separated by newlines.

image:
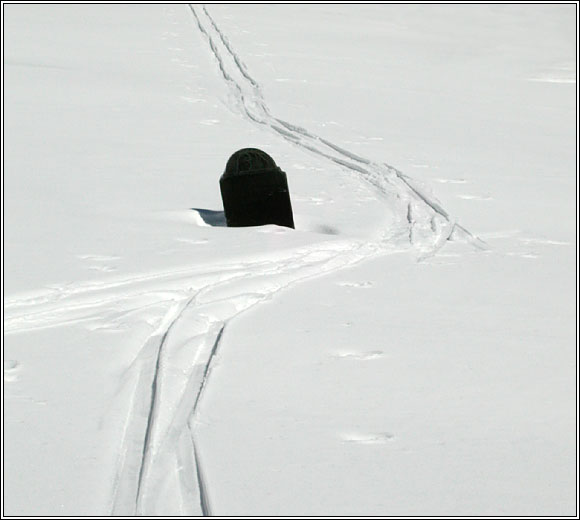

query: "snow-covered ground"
xmin=3 ymin=4 xmax=577 ymax=516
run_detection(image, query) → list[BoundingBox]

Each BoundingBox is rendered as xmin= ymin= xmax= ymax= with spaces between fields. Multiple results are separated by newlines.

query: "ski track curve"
xmin=4 ymin=5 xmax=489 ymax=517
xmin=189 ymin=4 xmax=487 ymax=258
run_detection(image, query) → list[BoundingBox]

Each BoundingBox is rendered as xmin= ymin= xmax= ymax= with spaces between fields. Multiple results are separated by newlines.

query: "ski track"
xmin=4 ymin=5 xmax=489 ymax=517
xmin=189 ymin=4 xmax=486 ymax=257
xmin=110 ymin=237 xmax=398 ymax=515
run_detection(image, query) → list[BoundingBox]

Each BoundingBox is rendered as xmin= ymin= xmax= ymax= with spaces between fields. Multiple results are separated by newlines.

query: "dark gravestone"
xmin=220 ymin=148 xmax=295 ymax=229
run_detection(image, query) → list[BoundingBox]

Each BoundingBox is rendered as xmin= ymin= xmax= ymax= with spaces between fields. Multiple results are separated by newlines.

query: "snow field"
xmin=3 ymin=3 xmax=576 ymax=516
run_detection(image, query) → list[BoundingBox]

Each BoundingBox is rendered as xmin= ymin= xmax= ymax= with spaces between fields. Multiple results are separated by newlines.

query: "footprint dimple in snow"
xmin=78 ymin=255 xmax=119 ymax=273
xmin=85 ymin=321 xmax=128 ymax=333
xmin=77 ymin=254 xmax=120 ymax=262
xmin=176 ymin=237 xmax=209 ymax=245
xmin=88 ymin=265 xmax=116 ymax=273
xmin=4 ymin=360 xmax=21 ymax=382
xmin=527 ymin=64 xmax=576 ymax=85
xmin=479 ymin=229 xmax=521 ymax=239
xmin=334 ymin=350 xmax=384 ymax=360
xmin=316 ymin=225 xmax=339 ymax=235
xmin=5 ymin=360 xmax=18 ymax=370
xmin=519 ymin=238 xmax=571 ymax=246
xmin=457 ymin=194 xmax=492 ymax=201
xmin=181 ymin=96 xmax=206 ymax=104
xmin=337 ymin=281 xmax=373 ymax=289
xmin=435 ymin=178 xmax=466 ymax=184
xmin=9 ymin=396 xmax=48 ymax=406
xmin=340 ymin=432 xmax=395 ymax=444
xmin=200 ymin=119 xmax=220 ymax=126
xmin=506 ymin=252 xmax=539 ymax=259
xmin=528 ymin=77 xmax=575 ymax=84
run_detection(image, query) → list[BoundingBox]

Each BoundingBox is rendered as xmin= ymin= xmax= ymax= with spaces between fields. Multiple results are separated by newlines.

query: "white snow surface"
xmin=3 ymin=4 xmax=577 ymax=516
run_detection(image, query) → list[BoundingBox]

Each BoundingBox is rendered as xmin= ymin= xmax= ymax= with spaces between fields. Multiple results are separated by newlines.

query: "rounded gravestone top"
xmin=223 ymin=148 xmax=280 ymax=178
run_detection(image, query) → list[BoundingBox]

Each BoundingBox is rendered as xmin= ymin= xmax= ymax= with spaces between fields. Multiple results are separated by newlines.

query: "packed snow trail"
xmin=188 ymin=4 xmax=486 ymax=260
